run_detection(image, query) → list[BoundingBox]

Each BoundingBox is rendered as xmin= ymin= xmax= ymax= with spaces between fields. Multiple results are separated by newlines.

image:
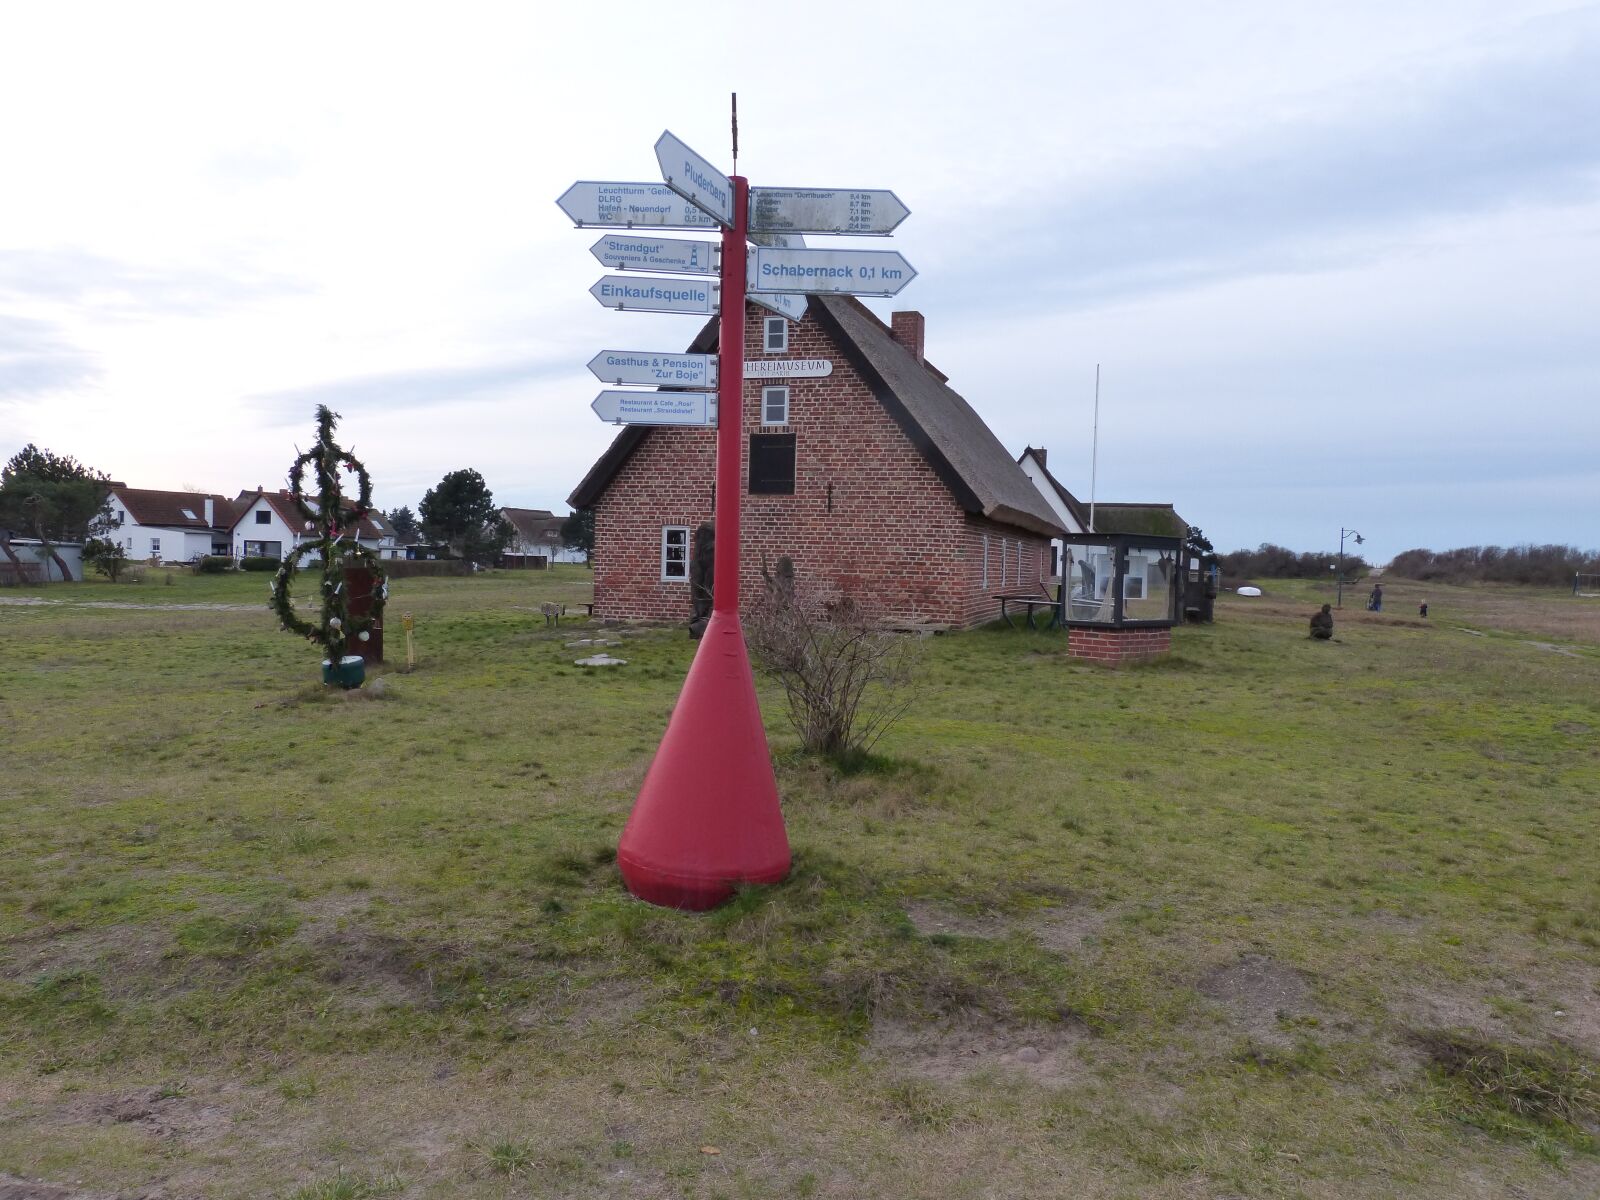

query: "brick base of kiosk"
xmin=1067 ymin=626 xmax=1171 ymax=665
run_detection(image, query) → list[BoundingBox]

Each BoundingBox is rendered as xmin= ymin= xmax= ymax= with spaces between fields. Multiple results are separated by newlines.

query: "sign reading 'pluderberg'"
xmin=589 ymin=275 xmax=718 ymax=315
xmin=588 ymin=350 xmax=717 ymax=390
xmin=655 ymin=131 xmax=734 ymax=228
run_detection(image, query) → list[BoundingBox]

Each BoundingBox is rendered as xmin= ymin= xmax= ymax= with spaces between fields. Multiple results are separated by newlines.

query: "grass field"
xmin=1 ymin=567 xmax=1597 ymax=1199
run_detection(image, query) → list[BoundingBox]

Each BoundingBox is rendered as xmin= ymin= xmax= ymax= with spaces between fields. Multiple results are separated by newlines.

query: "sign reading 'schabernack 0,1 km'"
xmin=747 ymin=247 xmax=917 ymax=298
xmin=590 ymin=275 xmax=718 ymax=315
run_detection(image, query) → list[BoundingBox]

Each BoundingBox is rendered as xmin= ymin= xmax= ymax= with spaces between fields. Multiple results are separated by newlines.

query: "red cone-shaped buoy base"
xmin=617 ymin=610 xmax=790 ymax=910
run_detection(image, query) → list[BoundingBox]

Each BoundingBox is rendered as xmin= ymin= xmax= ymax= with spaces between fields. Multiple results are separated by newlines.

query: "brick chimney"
xmin=890 ymin=311 xmax=925 ymax=364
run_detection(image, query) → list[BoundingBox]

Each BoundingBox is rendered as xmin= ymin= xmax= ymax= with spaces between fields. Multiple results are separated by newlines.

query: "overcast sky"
xmin=2 ymin=1 xmax=1595 ymax=561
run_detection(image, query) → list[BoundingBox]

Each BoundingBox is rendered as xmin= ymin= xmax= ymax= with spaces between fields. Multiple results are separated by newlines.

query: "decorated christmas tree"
xmin=269 ymin=406 xmax=388 ymax=687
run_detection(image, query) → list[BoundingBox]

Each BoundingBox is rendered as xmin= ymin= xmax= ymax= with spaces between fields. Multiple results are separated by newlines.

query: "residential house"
xmin=569 ymin=297 xmax=1066 ymax=628
xmin=104 ymin=487 xmax=238 ymax=562
xmin=229 ymin=488 xmax=403 ymax=561
xmin=500 ymin=507 xmax=585 ymax=567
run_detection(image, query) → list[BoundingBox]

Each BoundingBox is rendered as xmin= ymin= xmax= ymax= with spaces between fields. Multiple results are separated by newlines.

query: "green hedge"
xmin=240 ymin=557 xmax=278 ymax=572
xmin=196 ymin=556 xmax=233 ymax=574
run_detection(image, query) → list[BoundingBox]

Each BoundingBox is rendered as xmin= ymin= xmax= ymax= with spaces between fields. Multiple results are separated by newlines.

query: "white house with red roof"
xmin=229 ymin=488 xmax=402 ymax=562
xmin=105 ymin=487 xmax=238 ymax=562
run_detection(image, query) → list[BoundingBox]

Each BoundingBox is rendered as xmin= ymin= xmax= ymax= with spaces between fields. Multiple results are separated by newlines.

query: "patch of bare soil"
xmin=870 ymin=1014 xmax=1084 ymax=1085
xmin=1198 ymin=954 xmax=1312 ymax=1039
xmin=58 ymin=1083 xmax=235 ymax=1144
xmin=307 ymin=929 xmax=454 ymax=1009
xmin=904 ymin=902 xmax=1008 ymax=940
xmin=0 ymin=925 xmax=172 ymax=1000
xmin=1030 ymin=902 xmax=1120 ymax=952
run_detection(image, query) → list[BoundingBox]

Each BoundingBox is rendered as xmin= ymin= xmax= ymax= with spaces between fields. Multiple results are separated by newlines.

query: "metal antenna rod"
xmin=1089 ymin=363 xmax=1100 ymax=534
xmin=731 ymin=92 xmax=738 ymax=174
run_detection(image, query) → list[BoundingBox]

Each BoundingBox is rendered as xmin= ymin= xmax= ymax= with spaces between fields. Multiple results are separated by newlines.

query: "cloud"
xmin=247 ymin=356 xmax=580 ymax=419
xmin=937 ymin=8 xmax=1600 ymax=309
xmin=0 ymin=314 xmax=98 ymax=402
xmin=0 ymin=248 xmax=308 ymax=318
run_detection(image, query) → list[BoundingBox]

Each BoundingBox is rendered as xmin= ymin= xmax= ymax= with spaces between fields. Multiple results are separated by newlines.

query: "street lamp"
xmin=1336 ymin=528 xmax=1364 ymax=609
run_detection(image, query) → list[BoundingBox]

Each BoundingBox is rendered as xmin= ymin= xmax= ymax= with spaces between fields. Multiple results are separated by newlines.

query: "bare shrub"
xmin=746 ymin=565 xmax=917 ymax=758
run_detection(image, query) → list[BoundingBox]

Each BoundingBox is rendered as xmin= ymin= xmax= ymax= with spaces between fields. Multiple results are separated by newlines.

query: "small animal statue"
xmin=688 ymin=521 xmax=715 ymax=639
xmin=1309 ymin=603 xmax=1334 ymax=640
xmin=540 ymin=602 xmax=565 ymax=627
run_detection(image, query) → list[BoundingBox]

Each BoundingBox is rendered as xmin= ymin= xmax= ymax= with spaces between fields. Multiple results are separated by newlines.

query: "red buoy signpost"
xmin=613 ymin=171 xmax=792 ymax=911
xmin=557 ymin=124 xmax=912 ymax=910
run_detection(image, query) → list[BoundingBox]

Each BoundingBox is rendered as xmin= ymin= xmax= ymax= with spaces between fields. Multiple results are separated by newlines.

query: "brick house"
xmin=568 ymin=296 xmax=1066 ymax=628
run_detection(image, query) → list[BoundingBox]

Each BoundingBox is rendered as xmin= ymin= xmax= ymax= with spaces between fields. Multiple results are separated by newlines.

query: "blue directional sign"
xmin=655 ymin=131 xmax=734 ymax=227
xmin=747 ymin=247 xmax=916 ymax=298
xmin=557 ymin=182 xmax=720 ymax=230
xmin=587 ymin=350 xmax=717 ymax=390
xmin=591 ymin=234 xmax=718 ymax=275
xmin=750 ymin=188 xmax=909 ymax=236
xmin=592 ymin=390 xmax=717 ymax=427
xmin=590 ymin=275 xmax=718 ymax=315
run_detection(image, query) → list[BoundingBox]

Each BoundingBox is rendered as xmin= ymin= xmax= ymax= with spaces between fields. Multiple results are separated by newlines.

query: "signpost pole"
xmin=616 ymin=173 xmax=790 ymax=911
xmin=714 ymin=177 xmax=747 ymax=614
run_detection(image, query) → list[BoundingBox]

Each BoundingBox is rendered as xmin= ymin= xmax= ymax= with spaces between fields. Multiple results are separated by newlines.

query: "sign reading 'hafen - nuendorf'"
xmin=557 ymin=181 xmax=721 ymax=230
xmin=590 ymin=275 xmax=718 ymax=315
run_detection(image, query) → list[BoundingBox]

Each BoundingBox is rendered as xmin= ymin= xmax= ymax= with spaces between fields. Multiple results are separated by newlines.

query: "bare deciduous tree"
xmin=746 ymin=563 xmax=917 ymax=758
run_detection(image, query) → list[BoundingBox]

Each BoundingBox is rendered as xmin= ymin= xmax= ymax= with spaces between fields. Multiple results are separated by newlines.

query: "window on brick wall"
xmin=763 ymin=316 xmax=787 ymax=354
xmin=981 ymin=535 xmax=989 ymax=589
xmin=748 ymin=434 xmax=796 ymax=494
xmin=761 ymin=386 xmax=789 ymax=427
xmin=661 ymin=527 xmax=689 ymax=581
xmin=1000 ymin=537 xmax=1008 ymax=586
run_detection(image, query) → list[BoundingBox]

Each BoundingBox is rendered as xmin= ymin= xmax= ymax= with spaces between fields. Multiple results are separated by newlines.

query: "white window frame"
xmin=661 ymin=526 xmax=690 ymax=582
xmin=149 ymin=537 xmax=161 ymax=556
xmin=255 ymin=509 xmax=272 ymax=525
xmin=763 ymin=316 xmax=787 ymax=354
xmin=761 ymin=386 xmax=789 ymax=427
xmin=1001 ymin=537 xmax=1009 ymax=586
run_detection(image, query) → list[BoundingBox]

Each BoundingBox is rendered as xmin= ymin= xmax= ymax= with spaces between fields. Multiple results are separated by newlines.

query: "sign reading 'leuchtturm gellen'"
xmin=590 ymin=276 xmax=718 ymax=315
xmin=557 ymin=182 xmax=720 ymax=230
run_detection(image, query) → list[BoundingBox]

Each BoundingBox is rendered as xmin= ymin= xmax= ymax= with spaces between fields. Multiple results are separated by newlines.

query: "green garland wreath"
xmin=268 ymin=406 xmax=388 ymax=663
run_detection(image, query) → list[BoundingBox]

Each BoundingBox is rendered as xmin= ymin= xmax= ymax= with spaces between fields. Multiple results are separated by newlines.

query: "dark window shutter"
xmin=748 ymin=434 xmax=796 ymax=495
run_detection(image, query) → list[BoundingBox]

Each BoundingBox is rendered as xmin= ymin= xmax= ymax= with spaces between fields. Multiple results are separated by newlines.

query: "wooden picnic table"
xmin=997 ymin=593 xmax=1061 ymax=631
